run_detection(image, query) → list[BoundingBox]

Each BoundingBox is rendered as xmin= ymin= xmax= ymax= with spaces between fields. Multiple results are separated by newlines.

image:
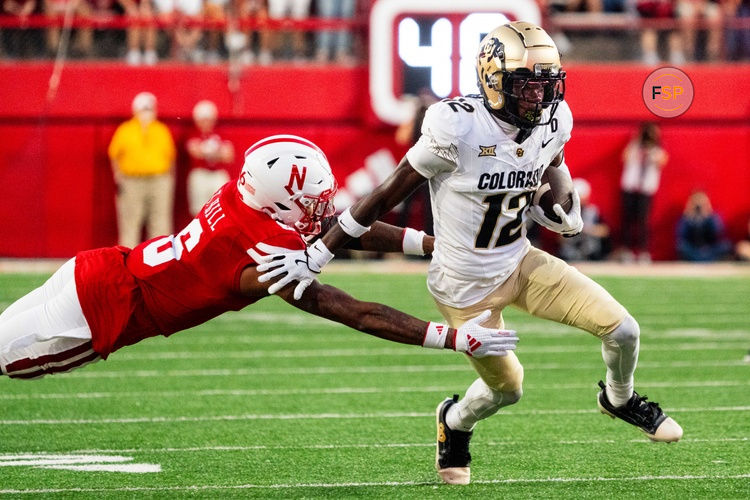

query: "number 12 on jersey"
xmin=475 ymin=192 xmax=532 ymax=249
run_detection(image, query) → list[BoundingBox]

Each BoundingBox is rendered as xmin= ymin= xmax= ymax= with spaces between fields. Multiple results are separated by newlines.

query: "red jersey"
xmin=187 ymin=130 xmax=233 ymax=172
xmin=74 ymin=181 xmax=305 ymax=358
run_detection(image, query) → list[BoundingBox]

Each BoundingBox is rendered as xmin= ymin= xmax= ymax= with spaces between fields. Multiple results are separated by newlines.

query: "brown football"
xmin=531 ymin=167 xmax=574 ymax=223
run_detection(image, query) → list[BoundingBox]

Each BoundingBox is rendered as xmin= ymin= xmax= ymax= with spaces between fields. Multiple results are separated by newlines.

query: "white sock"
xmin=445 ymin=378 xmax=521 ymax=432
xmin=601 ymin=315 xmax=640 ymax=407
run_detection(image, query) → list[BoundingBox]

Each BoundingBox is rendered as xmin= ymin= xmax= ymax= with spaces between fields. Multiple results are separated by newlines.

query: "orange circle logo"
xmin=642 ymin=67 xmax=694 ymax=118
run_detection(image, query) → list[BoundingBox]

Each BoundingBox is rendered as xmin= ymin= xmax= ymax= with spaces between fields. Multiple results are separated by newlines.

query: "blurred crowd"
xmin=543 ymin=0 xmax=750 ymax=62
xmin=1 ymin=0 xmax=749 ymax=63
xmin=0 ymin=0 xmax=360 ymax=64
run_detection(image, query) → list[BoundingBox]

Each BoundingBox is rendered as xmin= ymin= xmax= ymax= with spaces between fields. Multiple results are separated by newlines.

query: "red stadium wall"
xmin=0 ymin=63 xmax=749 ymax=259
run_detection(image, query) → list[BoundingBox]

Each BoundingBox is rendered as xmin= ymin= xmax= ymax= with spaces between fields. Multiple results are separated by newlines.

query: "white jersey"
xmin=406 ymin=96 xmax=573 ymax=307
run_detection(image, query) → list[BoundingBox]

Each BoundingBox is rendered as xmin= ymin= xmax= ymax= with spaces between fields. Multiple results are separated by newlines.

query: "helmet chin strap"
xmin=484 ymin=102 xmax=535 ymax=144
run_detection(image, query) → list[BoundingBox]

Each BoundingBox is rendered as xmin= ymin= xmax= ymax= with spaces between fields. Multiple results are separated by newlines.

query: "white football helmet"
xmin=238 ymin=135 xmax=337 ymax=235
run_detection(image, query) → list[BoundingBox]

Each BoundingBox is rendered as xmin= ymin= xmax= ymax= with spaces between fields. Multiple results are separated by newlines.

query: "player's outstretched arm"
xmin=253 ymin=158 xmax=430 ymax=299
xmin=322 ymin=157 xmax=429 ymax=252
xmin=316 ymin=216 xmax=434 ymax=255
xmin=239 ymin=266 xmax=517 ymax=357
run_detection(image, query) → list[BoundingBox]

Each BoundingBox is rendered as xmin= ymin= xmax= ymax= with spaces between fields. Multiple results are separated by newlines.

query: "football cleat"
xmin=597 ymin=380 xmax=683 ymax=442
xmin=435 ymin=395 xmax=473 ymax=485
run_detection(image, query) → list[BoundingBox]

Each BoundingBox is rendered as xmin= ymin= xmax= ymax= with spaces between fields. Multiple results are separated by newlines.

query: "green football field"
xmin=0 ymin=268 xmax=748 ymax=498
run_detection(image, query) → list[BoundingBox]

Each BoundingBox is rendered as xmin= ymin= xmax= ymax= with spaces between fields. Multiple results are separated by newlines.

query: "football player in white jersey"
xmin=254 ymin=22 xmax=683 ymax=484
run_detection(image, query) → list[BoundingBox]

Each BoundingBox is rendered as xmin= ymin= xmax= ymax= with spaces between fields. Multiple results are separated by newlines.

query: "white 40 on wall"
xmin=370 ymin=0 xmax=541 ymax=125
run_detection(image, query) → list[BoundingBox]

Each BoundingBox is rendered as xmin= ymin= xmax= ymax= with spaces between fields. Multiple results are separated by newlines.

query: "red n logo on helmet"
xmin=284 ymin=165 xmax=307 ymax=195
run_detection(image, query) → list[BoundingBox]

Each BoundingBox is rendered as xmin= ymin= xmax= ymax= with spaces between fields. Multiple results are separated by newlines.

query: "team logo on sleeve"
xmin=478 ymin=145 xmax=497 ymax=157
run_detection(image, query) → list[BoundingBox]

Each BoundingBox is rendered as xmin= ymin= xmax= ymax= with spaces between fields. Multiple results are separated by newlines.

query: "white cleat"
xmin=597 ymin=380 xmax=683 ymax=443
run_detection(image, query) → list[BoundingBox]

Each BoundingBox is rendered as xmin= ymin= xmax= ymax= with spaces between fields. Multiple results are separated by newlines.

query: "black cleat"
xmin=597 ymin=380 xmax=682 ymax=442
xmin=435 ymin=394 xmax=472 ymax=484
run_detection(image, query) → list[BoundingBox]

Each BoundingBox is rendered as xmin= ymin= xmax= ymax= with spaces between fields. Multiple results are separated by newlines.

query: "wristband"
xmin=402 ymin=228 xmax=427 ymax=256
xmin=338 ymin=208 xmax=371 ymax=238
xmin=423 ymin=322 xmax=450 ymax=349
xmin=307 ymin=239 xmax=334 ymax=271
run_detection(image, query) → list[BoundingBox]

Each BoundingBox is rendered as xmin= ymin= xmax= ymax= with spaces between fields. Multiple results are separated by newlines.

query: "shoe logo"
xmin=541 ymin=138 xmax=553 ymax=148
xmin=437 ymin=422 xmax=446 ymax=443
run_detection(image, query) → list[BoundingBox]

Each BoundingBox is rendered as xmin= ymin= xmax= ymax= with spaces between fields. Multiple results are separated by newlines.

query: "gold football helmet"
xmin=476 ymin=21 xmax=566 ymax=129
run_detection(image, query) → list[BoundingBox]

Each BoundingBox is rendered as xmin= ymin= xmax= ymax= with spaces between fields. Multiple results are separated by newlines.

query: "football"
xmin=531 ymin=167 xmax=575 ymax=223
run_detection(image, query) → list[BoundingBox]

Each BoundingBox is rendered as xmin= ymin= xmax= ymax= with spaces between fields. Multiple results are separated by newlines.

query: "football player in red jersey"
xmin=0 ymin=135 xmax=519 ymax=380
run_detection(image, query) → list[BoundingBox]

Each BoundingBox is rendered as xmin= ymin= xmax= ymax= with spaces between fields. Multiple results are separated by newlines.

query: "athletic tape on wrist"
xmin=423 ymin=322 xmax=449 ymax=349
xmin=337 ymin=208 xmax=371 ymax=238
xmin=402 ymin=228 xmax=426 ymax=256
xmin=308 ymin=239 xmax=334 ymax=269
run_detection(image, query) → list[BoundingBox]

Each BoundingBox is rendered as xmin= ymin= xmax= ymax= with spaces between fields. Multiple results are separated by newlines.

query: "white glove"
xmin=247 ymin=240 xmax=333 ymax=300
xmin=453 ymin=310 xmax=519 ymax=358
xmin=527 ymin=189 xmax=584 ymax=236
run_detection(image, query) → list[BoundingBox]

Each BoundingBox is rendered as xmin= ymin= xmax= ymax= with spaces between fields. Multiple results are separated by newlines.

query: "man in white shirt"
xmin=254 ymin=21 xmax=683 ymax=485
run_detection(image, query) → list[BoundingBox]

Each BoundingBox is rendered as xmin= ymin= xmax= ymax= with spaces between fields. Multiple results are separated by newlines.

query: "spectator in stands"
xmin=314 ymin=0 xmax=356 ymax=64
xmin=148 ymin=0 xmax=204 ymax=63
xmin=185 ymin=100 xmax=235 ymax=216
xmin=637 ymin=0 xmax=686 ymax=64
xmin=267 ymin=0 xmax=310 ymax=62
xmin=42 ymin=0 xmax=93 ymax=58
xmin=123 ymin=0 xmax=158 ymax=65
xmin=3 ymin=0 xmax=36 ymax=24
xmin=108 ymin=92 xmax=176 ymax=248
xmin=226 ymin=0 xmax=271 ymax=65
xmin=202 ymin=0 xmax=229 ymax=63
xmin=2 ymin=0 xmax=37 ymax=57
xmin=558 ymin=178 xmax=611 ymax=262
xmin=172 ymin=0 xmax=205 ymax=62
xmin=735 ymin=218 xmax=750 ymax=261
xmin=677 ymin=0 xmax=723 ymax=61
xmin=619 ymin=122 xmax=668 ymax=263
xmin=725 ymin=0 xmax=750 ymax=60
xmin=546 ymin=0 xmax=602 ymax=12
xmin=676 ymin=190 xmax=732 ymax=261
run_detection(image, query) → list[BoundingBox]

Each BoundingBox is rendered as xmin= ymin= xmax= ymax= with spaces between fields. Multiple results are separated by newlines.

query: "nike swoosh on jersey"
xmin=541 ymin=138 xmax=553 ymax=148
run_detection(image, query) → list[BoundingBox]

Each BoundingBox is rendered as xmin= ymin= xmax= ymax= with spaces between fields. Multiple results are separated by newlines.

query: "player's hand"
xmin=453 ymin=310 xmax=519 ymax=358
xmin=528 ymin=190 xmax=584 ymax=237
xmin=248 ymin=244 xmax=314 ymax=299
xmin=247 ymin=240 xmax=334 ymax=300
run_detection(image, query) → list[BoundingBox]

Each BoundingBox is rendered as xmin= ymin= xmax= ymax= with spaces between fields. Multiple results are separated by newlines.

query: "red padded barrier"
xmin=0 ymin=62 xmax=748 ymax=258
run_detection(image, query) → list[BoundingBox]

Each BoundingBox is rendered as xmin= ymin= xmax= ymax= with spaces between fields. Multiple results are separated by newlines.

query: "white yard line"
xmin=3 ymin=437 xmax=746 ymax=456
xmin=1 ymin=474 xmax=749 ymax=494
xmin=3 ymin=258 xmax=750 ymax=276
xmin=107 ymin=342 xmax=750 ymax=361
xmin=50 ymin=359 xmax=749 ymax=379
xmin=2 ymin=380 xmax=746 ymax=401
xmin=1 ymin=406 xmax=748 ymax=426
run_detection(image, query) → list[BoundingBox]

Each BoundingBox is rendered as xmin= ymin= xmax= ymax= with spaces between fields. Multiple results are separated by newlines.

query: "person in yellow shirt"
xmin=108 ymin=92 xmax=176 ymax=248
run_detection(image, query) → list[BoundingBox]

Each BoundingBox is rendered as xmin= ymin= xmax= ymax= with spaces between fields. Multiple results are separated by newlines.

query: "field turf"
xmin=0 ymin=268 xmax=748 ymax=498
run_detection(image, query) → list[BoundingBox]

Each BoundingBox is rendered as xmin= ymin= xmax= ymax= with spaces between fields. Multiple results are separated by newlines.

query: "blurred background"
xmin=0 ymin=0 xmax=748 ymax=262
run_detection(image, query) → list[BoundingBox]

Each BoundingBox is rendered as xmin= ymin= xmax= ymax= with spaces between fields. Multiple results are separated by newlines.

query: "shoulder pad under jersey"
xmin=421 ymin=99 xmax=475 ymax=148
xmin=554 ymin=100 xmax=573 ymax=144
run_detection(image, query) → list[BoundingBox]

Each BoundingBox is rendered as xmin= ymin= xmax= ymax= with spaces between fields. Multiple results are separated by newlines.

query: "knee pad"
xmin=606 ymin=314 xmax=640 ymax=349
xmin=459 ymin=379 xmax=523 ymax=424
xmin=500 ymin=388 xmax=523 ymax=406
